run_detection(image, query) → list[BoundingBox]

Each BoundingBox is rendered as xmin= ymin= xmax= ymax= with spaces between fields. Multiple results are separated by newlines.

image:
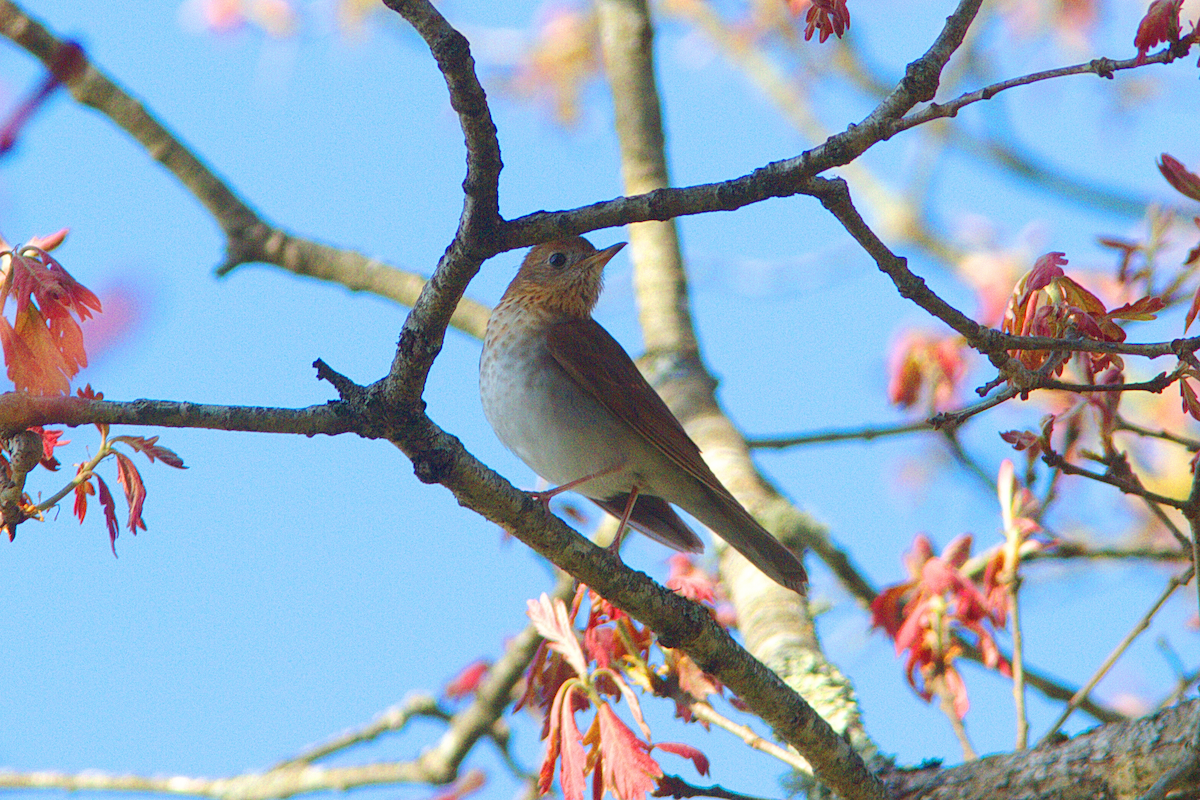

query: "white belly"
xmin=480 ymin=331 xmax=639 ymax=499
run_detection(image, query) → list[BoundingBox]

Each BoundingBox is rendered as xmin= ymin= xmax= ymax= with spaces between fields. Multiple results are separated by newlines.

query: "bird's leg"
xmin=528 ymin=462 xmax=624 ymax=508
xmin=608 ymin=486 xmax=640 ymax=553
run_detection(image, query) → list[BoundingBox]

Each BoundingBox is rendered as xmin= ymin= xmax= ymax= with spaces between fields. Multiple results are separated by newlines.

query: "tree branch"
xmin=0 ymin=0 xmax=492 ymax=340
xmin=378 ymin=0 xmax=503 ymax=406
xmin=0 ymin=393 xmax=355 ymax=437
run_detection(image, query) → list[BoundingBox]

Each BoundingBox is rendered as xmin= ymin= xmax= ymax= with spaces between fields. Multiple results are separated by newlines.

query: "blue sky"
xmin=0 ymin=1 xmax=1198 ymax=798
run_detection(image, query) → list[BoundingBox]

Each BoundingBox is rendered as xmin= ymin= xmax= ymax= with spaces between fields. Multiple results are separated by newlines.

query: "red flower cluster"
xmin=787 ymin=0 xmax=851 ymax=42
xmin=1002 ymin=252 xmax=1163 ymax=375
xmin=886 ymin=331 xmax=969 ymax=412
xmin=871 ymin=535 xmax=1012 ymax=719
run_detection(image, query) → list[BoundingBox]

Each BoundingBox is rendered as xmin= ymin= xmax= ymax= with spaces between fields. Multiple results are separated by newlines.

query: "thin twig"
xmin=1005 ymin=542 xmax=1029 ymax=749
xmin=1039 ymin=566 xmax=1195 ymax=744
xmin=890 ymin=43 xmax=1198 ymax=138
xmin=273 ymin=695 xmax=447 ymax=768
xmin=940 ymin=690 xmax=978 ymax=761
xmin=1115 ymin=415 xmax=1200 ymax=451
xmin=1042 ymin=450 xmax=1186 ymax=510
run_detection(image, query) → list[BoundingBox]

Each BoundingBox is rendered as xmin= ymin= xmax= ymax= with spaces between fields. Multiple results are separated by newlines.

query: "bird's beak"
xmin=581 ymin=242 xmax=626 ymax=272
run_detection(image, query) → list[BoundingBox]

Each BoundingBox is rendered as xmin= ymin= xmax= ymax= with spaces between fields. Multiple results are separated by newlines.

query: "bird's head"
xmin=503 ymin=237 xmax=626 ymax=318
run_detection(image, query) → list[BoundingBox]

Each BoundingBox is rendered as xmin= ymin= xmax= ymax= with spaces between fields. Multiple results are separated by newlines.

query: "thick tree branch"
xmin=378 ymin=0 xmax=503 ymax=406
xmin=883 ymin=699 xmax=1200 ymax=799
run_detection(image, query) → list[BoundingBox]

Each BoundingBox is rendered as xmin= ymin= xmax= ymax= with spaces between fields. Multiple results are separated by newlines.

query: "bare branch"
xmin=891 ymin=45 xmax=1199 ymax=139
xmin=0 ymin=393 xmax=355 ymax=437
xmin=378 ymin=0 xmax=504 ymax=406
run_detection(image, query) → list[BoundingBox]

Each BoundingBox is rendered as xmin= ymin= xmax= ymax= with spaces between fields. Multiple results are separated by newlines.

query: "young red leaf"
xmin=558 ymin=687 xmax=588 ymax=800
xmin=111 ymin=435 xmax=187 ymax=469
xmin=665 ymin=554 xmax=718 ymax=605
xmin=667 ymin=650 xmax=721 ymax=710
xmin=539 ymin=680 xmax=570 ymax=796
xmin=1182 ymin=379 xmax=1200 ymax=421
xmin=0 ymin=306 xmax=70 ymax=395
xmin=796 ymin=0 xmax=850 ymax=42
xmin=594 ymin=703 xmax=661 ymax=800
xmin=1107 ymin=296 xmax=1165 ymax=321
xmin=72 ymin=469 xmax=93 ymax=523
xmin=528 ymin=593 xmax=589 ymax=679
xmin=1000 ymin=430 xmax=1039 ymax=451
xmin=29 ymin=425 xmax=67 ymax=470
xmin=0 ymin=245 xmax=102 ymax=395
xmin=1159 ymin=154 xmax=1200 ymax=201
xmin=95 ymin=474 xmax=119 ymax=555
xmin=1134 ymin=0 xmax=1183 ymax=63
xmin=943 ymin=664 xmax=970 ymax=720
xmin=597 ymin=668 xmax=651 ymax=740
xmin=652 ymin=742 xmax=710 ymax=776
xmin=114 ymin=451 xmax=147 ymax=533
xmin=1027 ymin=252 xmax=1068 ymax=292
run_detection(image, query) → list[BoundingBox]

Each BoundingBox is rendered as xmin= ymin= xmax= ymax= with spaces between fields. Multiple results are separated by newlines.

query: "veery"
xmin=479 ymin=236 xmax=807 ymax=594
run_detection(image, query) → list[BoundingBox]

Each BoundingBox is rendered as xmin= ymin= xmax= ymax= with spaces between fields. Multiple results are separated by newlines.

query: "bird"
xmin=479 ymin=235 xmax=807 ymax=594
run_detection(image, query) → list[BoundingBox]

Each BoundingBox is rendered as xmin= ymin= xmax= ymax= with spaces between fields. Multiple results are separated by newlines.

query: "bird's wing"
xmin=544 ymin=318 xmax=726 ymax=494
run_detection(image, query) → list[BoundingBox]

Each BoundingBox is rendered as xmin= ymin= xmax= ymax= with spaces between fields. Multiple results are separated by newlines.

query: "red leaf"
xmin=1182 ymin=379 xmax=1200 ymax=421
xmin=797 ymin=0 xmax=850 ymax=42
xmin=0 ymin=306 xmax=69 ymax=395
xmin=27 ymin=229 xmax=68 ymax=252
xmin=594 ymin=703 xmax=661 ymax=800
xmin=27 ymin=425 xmax=67 ymax=470
xmin=652 ymin=742 xmax=710 ymax=776
xmin=111 ymin=435 xmax=187 ymax=469
xmin=559 ymin=688 xmax=588 ymax=800
xmin=528 ymin=593 xmax=589 ymax=679
xmin=95 ymin=474 xmax=119 ymax=555
xmin=1188 ymin=285 xmax=1200 ymax=334
xmin=114 ymin=451 xmax=147 ymax=532
xmin=1107 ymin=295 xmax=1164 ymax=321
xmin=999 ymin=430 xmax=1039 ymax=451
xmin=444 ymin=659 xmax=490 ymax=699
xmin=72 ymin=469 xmax=93 ymax=523
xmin=942 ymin=664 xmax=970 ymax=719
xmin=1135 ymin=0 xmax=1183 ymax=63
xmin=539 ymin=682 xmax=570 ymax=796
xmin=665 ymin=554 xmax=717 ymax=605
xmin=0 ymin=245 xmax=101 ymax=395
xmin=1027 ymin=252 xmax=1068 ymax=292
xmin=1162 ymin=155 xmax=1200 ymax=202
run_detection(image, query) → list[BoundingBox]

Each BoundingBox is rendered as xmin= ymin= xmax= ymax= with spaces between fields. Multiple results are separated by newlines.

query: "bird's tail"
xmin=688 ymin=490 xmax=808 ymax=594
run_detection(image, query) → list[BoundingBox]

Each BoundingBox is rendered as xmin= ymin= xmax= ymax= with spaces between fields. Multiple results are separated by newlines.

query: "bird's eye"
xmin=548 ymin=252 xmax=568 ymax=269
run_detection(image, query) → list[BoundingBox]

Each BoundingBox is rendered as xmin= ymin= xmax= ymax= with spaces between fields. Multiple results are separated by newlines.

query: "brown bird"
xmin=479 ymin=236 xmax=807 ymax=594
